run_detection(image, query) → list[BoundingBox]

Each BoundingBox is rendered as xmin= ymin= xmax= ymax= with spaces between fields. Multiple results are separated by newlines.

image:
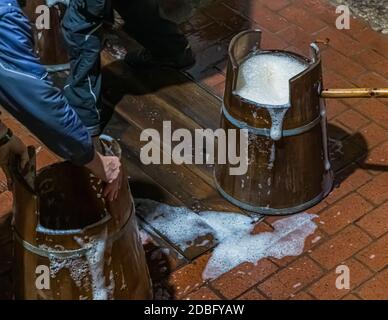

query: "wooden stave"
xmin=21 ymin=0 xmax=69 ymax=69
xmin=214 ymin=111 xmax=333 ymax=214
xmin=11 ymin=153 xmax=152 ymax=300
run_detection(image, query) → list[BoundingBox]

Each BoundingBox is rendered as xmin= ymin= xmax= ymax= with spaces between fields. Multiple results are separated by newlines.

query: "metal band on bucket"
xmin=214 ymin=170 xmax=334 ymax=215
xmin=13 ymin=207 xmax=134 ymax=259
xmin=222 ymin=103 xmax=322 ymax=137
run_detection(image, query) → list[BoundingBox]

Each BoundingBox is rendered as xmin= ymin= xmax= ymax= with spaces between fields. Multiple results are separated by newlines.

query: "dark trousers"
xmin=62 ymin=0 xmax=188 ymax=135
xmin=62 ymin=0 xmax=106 ymax=136
xmin=112 ymin=0 xmax=189 ymax=58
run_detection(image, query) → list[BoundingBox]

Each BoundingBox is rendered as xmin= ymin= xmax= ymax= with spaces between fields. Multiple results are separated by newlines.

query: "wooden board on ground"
xmin=101 ymin=47 xmax=259 ymax=261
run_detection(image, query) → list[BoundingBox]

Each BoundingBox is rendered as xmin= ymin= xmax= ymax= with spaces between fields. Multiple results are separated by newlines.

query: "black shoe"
xmin=124 ymin=46 xmax=196 ymax=70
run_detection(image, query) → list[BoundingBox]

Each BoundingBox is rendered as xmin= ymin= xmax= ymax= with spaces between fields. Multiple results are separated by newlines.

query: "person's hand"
xmin=85 ymin=151 xmax=122 ymax=201
xmin=103 ymin=167 xmax=123 ymax=202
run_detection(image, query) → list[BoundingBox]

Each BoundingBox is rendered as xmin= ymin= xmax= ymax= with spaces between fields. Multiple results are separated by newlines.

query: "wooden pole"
xmin=321 ymin=88 xmax=388 ymax=98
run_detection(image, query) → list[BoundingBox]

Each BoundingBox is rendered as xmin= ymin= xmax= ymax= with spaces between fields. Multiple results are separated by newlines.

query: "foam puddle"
xmin=135 ymin=199 xmax=318 ymax=280
xmin=201 ymin=211 xmax=317 ymax=280
xmin=136 ymin=199 xmax=217 ymax=252
xmin=235 ymin=52 xmax=308 ymax=141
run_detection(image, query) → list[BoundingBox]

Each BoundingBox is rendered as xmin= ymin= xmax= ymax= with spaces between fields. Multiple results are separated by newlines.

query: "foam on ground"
xmin=135 ymin=199 xmax=217 ymax=252
xmin=135 ymin=199 xmax=318 ymax=280
xmin=201 ymin=211 xmax=317 ymax=280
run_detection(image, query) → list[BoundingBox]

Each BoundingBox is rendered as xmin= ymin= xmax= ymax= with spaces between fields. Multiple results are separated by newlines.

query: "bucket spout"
xmin=228 ymin=29 xmax=263 ymax=69
xmin=225 ymin=29 xmax=263 ymax=101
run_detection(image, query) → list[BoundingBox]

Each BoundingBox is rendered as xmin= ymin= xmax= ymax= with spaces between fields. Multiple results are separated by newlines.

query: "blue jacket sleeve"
xmin=0 ymin=6 xmax=94 ymax=166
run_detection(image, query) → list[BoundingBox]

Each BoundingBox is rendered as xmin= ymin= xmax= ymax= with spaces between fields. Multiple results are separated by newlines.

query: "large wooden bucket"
xmin=214 ymin=29 xmax=334 ymax=215
xmin=11 ymin=137 xmax=153 ymax=300
xmin=21 ymin=0 xmax=69 ymax=71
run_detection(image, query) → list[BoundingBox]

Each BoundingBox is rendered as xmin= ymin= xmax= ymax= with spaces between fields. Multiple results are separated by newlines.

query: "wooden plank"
xmin=106 ymin=116 xmax=221 ymax=260
xmin=118 ymin=131 xmax=217 ymax=260
xmin=102 ymin=48 xmax=249 ymax=214
xmin=105 ymin=114 xmax=241 ymax=213
xmin=105 ymin=93 xmax=215 ymax=186
xmin=102 ymin=50 xmax=221 ymax=130
xmin=101 ymin=36 xmax=262 ymax=261
xmin=105 ymin=92 xmax=247 ymax=209
xmin=101 ymin=33 xmax=229 ymax=188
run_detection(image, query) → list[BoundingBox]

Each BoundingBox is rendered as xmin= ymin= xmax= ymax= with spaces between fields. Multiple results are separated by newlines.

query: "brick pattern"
xmin=178 ymin=0 xmax=388 ymax=301
xmin=211 ymin=259 xmax=278 ymax=299
xmin=183 ymin=286 xmax=222 ymax=300
xmin=257 ymin=257 xmax=323 ymax=299
xmin=308 ymin=259 xmax=371 ymax=300
xmin=0 ymin=191 xmax=12 ymax=219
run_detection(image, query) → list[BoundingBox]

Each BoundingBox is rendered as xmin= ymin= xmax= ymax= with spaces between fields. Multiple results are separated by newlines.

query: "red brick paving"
xmin=236 ymin=288 xmax=267 ymax=300
xmin=183 ymin=286 xmax=222 ymax=300
xmin=335 ymin=110 xmax=370 ymax=132
xmin=289 ymin=291 xmax=315 ymax=300
xmin=165 ymin=253 xmax=211 ymax=299
xmin=357 ymin=123 xmax=388 ymax=149
xmin=316 ymin=193 xmax=373 ymax=235
xmin=355 ymin=100 xmax=388 ymax=130
xmin=211 ymin=260 xmax=278 ymax=299
xmin=342 ymin=293 xmax=361 ymax=300
xmin=322 ymin=49 xmax=366 ymax=80
xmin=327 ymin=164 xmax=372 ymax=204
xmin=358 ymin=173 xmax=388 ymax=205
xmin=357 ymin=268 xmax=388 ymax=300
xmin=356 ymin=202 xmax=388 ymax=238
xmin=0 ymin=191 xmax=12 ymax=220
xmin=356 ymin=233 xmax=388 ymax=272
xmin=308 ymin=258 xmax=371 ymax=300
xmin=310 ymin=225 xmax=371 ymax=270
xmin=1 ymin=0 xmax=388 ymax=300
xmin=257 ymin=257 xmax=323 ymax=300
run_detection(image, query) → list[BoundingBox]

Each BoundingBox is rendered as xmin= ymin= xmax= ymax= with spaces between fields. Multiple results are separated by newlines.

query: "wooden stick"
xmin=321 ymin=88 xmax=388 ymax=98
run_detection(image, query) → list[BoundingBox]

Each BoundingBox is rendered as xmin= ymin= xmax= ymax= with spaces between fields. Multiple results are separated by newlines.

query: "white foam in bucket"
xmin=235 ymin=52 xmax=309 ymax=141
xmin=235 ymin=52 xmax=308 ymax=106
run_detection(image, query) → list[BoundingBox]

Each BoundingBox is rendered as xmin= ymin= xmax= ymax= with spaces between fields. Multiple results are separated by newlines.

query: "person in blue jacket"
xmin=0 ymin=0 xmax=121 ymax=201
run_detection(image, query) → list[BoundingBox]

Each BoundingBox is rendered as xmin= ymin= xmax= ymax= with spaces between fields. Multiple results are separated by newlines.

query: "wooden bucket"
xmin=11 ymin=137 xmax=153 ymax=300
xmin=21 ymin=0 xmax=69 ymax=72
xmin=214 ymin=29 xmax=334 ymax=215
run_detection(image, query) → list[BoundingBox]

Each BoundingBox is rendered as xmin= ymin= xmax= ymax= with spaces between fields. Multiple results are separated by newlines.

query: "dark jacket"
xmin=0 ymin=0 xmax=94 ymax=165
